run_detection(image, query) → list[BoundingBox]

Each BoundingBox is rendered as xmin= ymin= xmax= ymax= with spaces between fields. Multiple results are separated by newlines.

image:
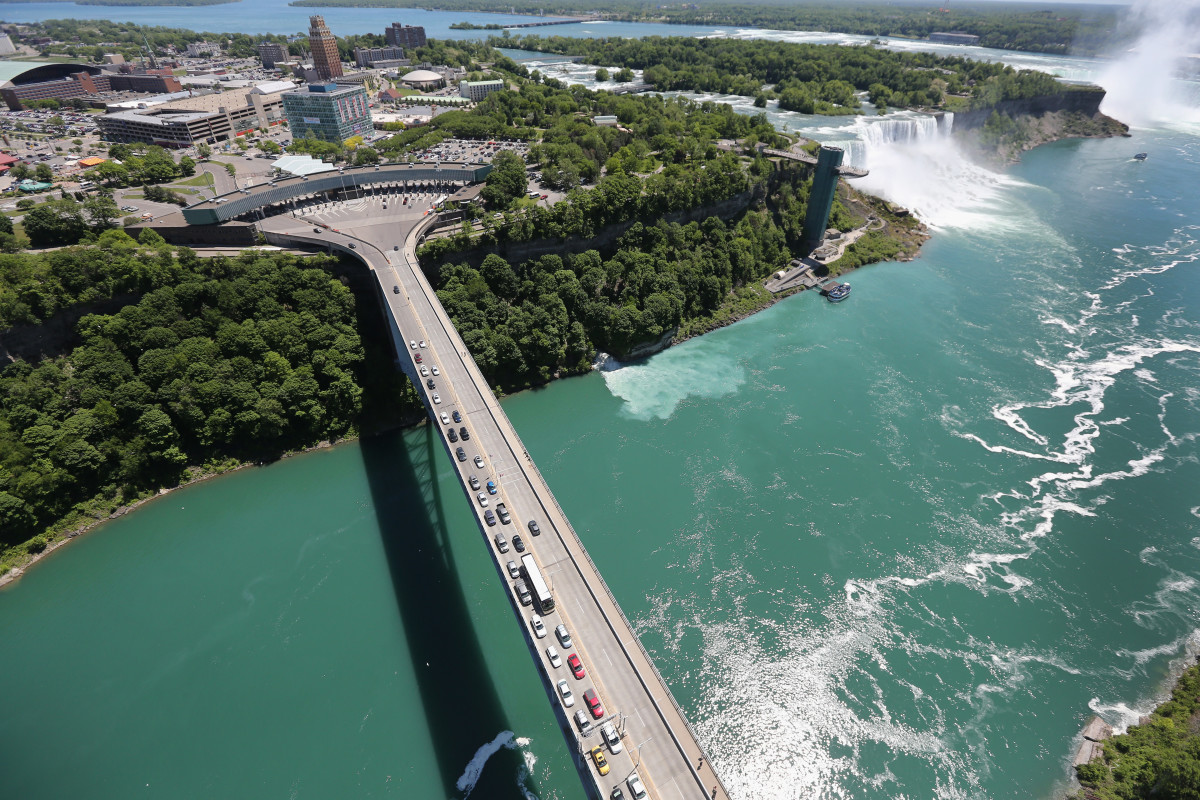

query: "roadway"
xmin=259 ymin=190 xmax=730 ymax=800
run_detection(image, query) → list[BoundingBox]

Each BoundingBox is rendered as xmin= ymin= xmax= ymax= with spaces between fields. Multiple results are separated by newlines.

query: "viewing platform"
xmin=762 ymin=147 xmax=868 ymax=177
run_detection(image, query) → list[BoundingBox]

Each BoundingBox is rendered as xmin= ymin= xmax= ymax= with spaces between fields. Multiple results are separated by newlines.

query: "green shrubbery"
xmin=0 ymin=245 xmax=366 ymax=555
xmin=1075 ymin=662 xmax=1200 ymax=799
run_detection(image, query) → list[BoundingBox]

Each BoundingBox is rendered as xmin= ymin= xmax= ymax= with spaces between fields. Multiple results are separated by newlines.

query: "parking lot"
xmin=405 ymin=136 xmax=532 ymax=165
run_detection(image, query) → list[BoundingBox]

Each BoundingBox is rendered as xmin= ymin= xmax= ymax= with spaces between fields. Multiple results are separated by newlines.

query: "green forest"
xmin=1075 ymin=661 xmax=1200 ymax=799
xmin=287 ymin=0 xmax=1126 ymax=55
xmin=389 ymin=71 xmax=921 ymax=391
xmin=0 ymin=236 xmax=420 ymax=574
xmin=499 ymin=35 xmax=1080 ymax=113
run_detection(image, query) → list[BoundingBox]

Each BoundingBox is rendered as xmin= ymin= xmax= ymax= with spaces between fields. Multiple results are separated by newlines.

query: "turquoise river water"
xmin=3 ymin=12 xmax=1200 ymax=800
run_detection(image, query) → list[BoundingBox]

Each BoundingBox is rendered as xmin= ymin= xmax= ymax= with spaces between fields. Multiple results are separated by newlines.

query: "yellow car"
xmin=590 ymin=746 xmax=609 ymax=776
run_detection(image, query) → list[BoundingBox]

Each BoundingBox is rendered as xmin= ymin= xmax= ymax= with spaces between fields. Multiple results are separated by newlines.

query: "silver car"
xmin=557 ymin=679 xmax=574 ymax=708
xmin=555 ymin=624 xmax=572 ymax=649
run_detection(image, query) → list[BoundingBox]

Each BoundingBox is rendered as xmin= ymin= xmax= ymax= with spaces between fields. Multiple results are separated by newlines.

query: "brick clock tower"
xmin=308 ymin=15 xmax=343 ymax=81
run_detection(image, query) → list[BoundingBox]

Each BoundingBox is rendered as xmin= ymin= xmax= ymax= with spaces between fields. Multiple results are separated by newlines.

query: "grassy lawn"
xmin=173 ymin=174 xmax=215 ymax=187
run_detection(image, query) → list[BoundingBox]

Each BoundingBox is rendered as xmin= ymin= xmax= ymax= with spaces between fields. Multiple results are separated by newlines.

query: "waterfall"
xmin=838 ymin=112 xmax=947 ymax=166
xmin=823 ymin=109 xmax=1023 ymax=232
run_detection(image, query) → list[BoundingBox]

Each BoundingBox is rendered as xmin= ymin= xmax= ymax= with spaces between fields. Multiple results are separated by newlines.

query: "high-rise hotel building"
xmin=308 ymin=15 xmax=343 ymax=81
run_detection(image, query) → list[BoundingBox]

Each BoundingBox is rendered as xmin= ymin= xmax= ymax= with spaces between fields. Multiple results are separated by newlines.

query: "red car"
xmin=584 ymin=688 xmax=603 ymax=719
xmin=414 ymin=353 xmax=423 ymax=363
xmin=568 ymin=653 xmax=585 ymax=680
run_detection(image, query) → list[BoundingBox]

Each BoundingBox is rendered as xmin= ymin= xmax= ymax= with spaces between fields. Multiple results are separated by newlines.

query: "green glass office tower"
xmin=281 ymin=83 xmax=372 ymax=144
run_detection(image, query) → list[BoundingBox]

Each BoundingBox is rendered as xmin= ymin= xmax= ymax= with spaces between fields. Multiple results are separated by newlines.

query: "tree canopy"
xmin=0 ymin=247 xmax=367 ymax=551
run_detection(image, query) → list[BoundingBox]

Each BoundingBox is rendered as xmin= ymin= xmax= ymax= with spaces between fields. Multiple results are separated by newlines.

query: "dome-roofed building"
xmin=400 ymin=69 xmax=444 ymax=92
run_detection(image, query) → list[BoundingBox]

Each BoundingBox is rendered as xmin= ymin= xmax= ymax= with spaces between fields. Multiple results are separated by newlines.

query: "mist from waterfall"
xmin=1096 ymin=0 xmax=1200 ymax=128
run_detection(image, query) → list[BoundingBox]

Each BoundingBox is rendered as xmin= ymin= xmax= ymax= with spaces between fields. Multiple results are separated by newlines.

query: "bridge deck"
xmin=258 ymin=193 xmax=730 ymax=800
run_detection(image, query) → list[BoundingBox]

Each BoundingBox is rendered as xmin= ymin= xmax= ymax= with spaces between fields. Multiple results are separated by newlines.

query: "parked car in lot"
xmin=557 ymin=679 xmax=573 ymax=707
xmin=584 ymin=688 xmax=604 ymax=719
xmin=531 ymin=614 xmax=546 ymax=638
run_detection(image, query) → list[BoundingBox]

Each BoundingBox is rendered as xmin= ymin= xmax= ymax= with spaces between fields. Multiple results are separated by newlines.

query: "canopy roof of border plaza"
xmin=182 ymin=161 xmax=492 ymax=224
xmin=271 ymin=154 xmax=336 ymax=177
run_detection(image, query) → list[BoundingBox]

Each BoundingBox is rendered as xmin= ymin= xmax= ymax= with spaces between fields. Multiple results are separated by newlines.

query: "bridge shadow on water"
xmin=360 ymin=426 xmax=536 ymax=800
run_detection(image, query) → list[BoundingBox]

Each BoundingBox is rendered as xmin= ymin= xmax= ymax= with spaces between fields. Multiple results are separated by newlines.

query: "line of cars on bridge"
xmin=407 ymin=333 xmax=646 ymax=800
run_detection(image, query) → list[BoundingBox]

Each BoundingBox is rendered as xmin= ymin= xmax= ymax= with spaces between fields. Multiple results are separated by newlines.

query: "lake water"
xmin=2 ymin=10 xmax=1200 ymax=800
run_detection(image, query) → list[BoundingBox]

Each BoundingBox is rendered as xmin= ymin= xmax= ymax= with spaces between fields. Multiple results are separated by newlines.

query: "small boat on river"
xmin=1134 ymin=152 xmax=1148 ymax=161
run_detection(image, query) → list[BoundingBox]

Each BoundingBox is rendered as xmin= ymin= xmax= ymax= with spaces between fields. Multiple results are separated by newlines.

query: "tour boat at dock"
xmin=824 ymin=283 xmax=851 ymax=302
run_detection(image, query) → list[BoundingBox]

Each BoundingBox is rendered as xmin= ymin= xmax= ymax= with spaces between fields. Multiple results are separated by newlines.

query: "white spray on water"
xmin=1096 ymin=0 xmax=1200 ymax=128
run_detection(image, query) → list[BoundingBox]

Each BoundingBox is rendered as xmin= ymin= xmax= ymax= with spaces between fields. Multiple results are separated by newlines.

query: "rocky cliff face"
xmin=949 ymin=87 xmax=1107 ymax=131
xmin=948 ymin=87 xmax=1128 ymax=163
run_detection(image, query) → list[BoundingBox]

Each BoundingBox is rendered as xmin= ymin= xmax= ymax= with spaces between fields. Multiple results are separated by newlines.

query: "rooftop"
xmin=271 ymin=154 xmax=336 ymax=177
xmin=401 ymin=69 xmax=442 ymax=83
